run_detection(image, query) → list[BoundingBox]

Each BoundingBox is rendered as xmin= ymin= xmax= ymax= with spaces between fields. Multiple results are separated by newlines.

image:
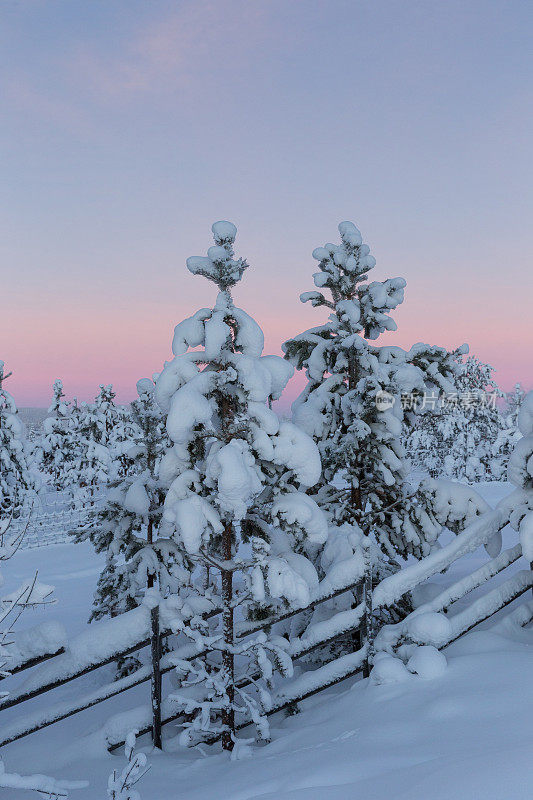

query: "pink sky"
xmin=2 ymin=1 xmax=532 ymax=407
xmin=5 ymin=237 xmax=531 ymax=409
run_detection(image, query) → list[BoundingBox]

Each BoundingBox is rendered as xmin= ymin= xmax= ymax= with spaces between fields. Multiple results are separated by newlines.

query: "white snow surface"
xmin=271 ymin=422 xmax=322 ymax=487
xmin=206 ymin=439 xmax=262 ymax=520
xmin=271 ymin=493 xmax=328 ymax=545
xmin=4 ymin=482 xmax=533 ymax=799
xmin=123 ymin=476 xmax=150 ymax=516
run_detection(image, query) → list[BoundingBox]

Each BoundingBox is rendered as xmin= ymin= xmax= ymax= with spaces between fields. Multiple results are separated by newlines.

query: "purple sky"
xmin=2 ymin=0 xmax=532 ymax=407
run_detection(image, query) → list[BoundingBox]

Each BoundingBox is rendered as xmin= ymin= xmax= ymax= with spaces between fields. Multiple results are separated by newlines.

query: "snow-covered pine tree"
xmin=491 ymin=383 xmax=525 ymax=478
xmin=405 ymin=354 xmax=506 ymax=481
xmin=283 ymin=221 xmax=467 ymax=567
xmin=67 ymin=397 xmax=111 ymax=510
xmin=91 ymin=384 xmax=135 ymax=479
xmin=0 ymin=362 xmax=40 ymax=517
xmin=404 ymin=407 xmax=454 ymax=479
xmin=38 ymin=379 xmax=73 ymax=491
xmin=93 ymin=385 xmax=130 ymax=475
xmin=94 ymin=384 xmax=119 ymax=440
xmin=445 ymin=356 xmax=504 ymax=481
xmin=112 ymin=403 xmax=139 ymax=480
xmin=75 ymin=378 xmax=175 ymax=627
xmin=60 ymin=398 xmax=85 ymax=504
xmin=505 ymin=383 xmax=525 ymax=428
xmin=156 ymin=221 xmax=326 ymax=749
xmin=503 ymin=391 xmax=533 ymax=565
xmin=67 ymin=385 xmax=126 ymax=510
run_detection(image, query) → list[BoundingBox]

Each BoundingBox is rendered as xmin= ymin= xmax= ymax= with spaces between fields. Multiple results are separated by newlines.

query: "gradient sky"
xmin=2 ymin=0 xmax=532 ymax=407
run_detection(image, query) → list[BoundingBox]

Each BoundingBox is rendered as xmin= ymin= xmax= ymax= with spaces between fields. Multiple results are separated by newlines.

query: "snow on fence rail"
xmin=106 ymin=601 xmax=368 ymax=751
xmin=372 ymin=509 xmax=506 ymax=609
xmin=375 ymin=514 xmax=532 ymax=655
xmin=1 ymin=505 xmax=531 ymax=753
xmin=1 ymin=621 xmax=67 ymax=677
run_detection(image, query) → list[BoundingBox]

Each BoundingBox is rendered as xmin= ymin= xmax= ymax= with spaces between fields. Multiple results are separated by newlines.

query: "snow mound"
xmin=407 ymin=645 xmax=447 ymax=679
xmin=371 ymin=653 xmax=411 ymax=684
xmin=407 ymin=612 xmax=452 ymax=647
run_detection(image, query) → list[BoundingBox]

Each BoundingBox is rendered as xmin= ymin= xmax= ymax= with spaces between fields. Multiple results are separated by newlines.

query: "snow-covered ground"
xmin=3 ymin=481 xmax=533 ymax=799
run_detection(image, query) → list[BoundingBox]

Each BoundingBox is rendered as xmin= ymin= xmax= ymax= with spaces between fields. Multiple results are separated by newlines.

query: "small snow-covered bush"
xmin=406 ymin=645 xmax=447 ymax=679
xmin=107 ymin=730 xmax=149 ymax=800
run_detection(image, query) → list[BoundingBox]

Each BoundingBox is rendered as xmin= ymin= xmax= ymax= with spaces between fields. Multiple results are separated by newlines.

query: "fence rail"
xmin=0 ymin=571 xmax=367 ymax=749
xmin=10 ymin=491 xmax=104 ymax=550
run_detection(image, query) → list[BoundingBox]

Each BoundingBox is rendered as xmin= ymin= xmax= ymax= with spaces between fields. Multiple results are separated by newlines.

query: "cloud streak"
xmin=70 ymin=0 xmax=270 ymax=101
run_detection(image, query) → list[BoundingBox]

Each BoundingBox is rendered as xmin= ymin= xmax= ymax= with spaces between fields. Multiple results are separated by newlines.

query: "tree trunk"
xmin=348 ymin=348 xmax=366 ymax=656
xmin=147 ymin=517 xmax=154 ymax=590
xmin=150 ymin=604 xmax=162 ymax=749
xmin=350 ymin=483 xmax=362 ymax=512
xmin=221 ymin=522 xmax=235 ymax=751
xmin=348 ymin=350 xmax=362 ymax=515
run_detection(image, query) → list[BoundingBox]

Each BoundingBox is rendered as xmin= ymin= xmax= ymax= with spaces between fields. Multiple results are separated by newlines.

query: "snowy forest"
xmin=1 ymin=220 xmax=532 ymax=799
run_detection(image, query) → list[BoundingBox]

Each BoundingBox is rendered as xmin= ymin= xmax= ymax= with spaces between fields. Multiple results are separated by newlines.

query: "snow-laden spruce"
xmin=283 ymin=221 xmax=470 ymax=563
xmin=69 ymin=403 xmax=110 ymax=509
xmin=37 ymin=379 xmax=74 ymax=492
xmin=406 ymin=355 xmax=510 ymax=482
xmin=156 ymin=221 xmax=326 ymax=750
xmin=67 ymin=385 xmax=133 ymax=510
xmin=491 ymin=383 xmax=525 ymax=478
xmin=88 ymin=384 xmax=136 ymax=480
xmin=500 ymin=391 xmax=533 ymax=561
xmin=0 ymin=362 xmax=40 ymax=517
xmin=75 ymin=379 xmax=177 ymax=626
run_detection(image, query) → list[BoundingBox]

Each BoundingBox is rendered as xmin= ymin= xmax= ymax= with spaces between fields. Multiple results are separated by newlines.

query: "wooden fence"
xmin=0 ymin=569 xmax=367 ymax=750
xmin=1 ymin=506 xmax=531 ymax=754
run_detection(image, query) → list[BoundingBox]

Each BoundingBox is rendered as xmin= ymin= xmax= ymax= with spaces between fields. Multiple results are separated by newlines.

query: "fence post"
xmin=150 ymin=605 xmax=162 ymax=749
xmin=354 ymin=580 xmax=365 ymax=653
xmin=362 ymin=539 xmax=374 ymax=679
